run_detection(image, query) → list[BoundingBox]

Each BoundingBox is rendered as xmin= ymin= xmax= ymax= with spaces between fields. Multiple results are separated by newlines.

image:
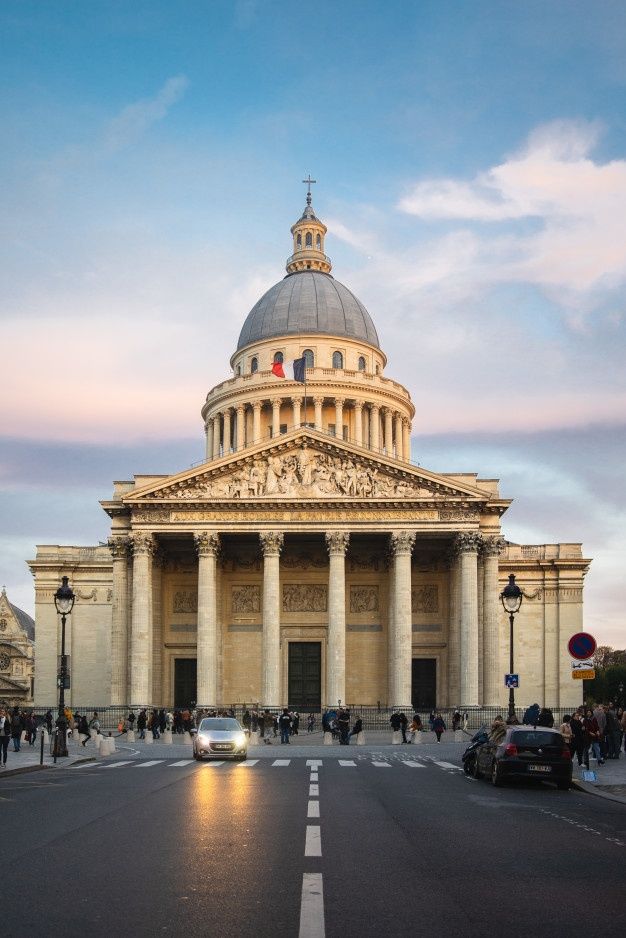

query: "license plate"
xmin=527 ymin=764 xmax=551 ymax=773
xmin=214 ymin=744 xmax=231 ymax=750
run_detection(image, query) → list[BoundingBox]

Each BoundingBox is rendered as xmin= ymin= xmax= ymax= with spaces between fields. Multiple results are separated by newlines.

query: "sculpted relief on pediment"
xmin=146 ymin=448 xmax=445 ymax=501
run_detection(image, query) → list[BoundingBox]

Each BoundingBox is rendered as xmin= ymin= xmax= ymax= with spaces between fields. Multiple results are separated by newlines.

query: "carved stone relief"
xmin=282 ymin=552 xmax=327 ymax=570
xmin=350 ymin=586 xmax=379 ymax=613
xmin=282 ymin=584 xmax=328 ymax=612
xmin=411 ymin=585 xmax=439 ymax=614
xmin=232 ymin=585 xmax=261 ymax=614
xmin=173 ymin=590 xmax=198 ymax=614
xmin=349 ymin=555 xmax=381 ymax=572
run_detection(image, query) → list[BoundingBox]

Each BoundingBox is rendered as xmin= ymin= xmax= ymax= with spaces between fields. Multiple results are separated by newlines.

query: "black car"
xmin=473 ymin=726 xmax=572 ymax=790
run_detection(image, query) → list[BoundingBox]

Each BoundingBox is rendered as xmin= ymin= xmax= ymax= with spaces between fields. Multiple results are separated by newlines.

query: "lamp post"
xmin=500 ymin=573 xmax=523 ymax=721
xmin=619 ymin=682 xmax=624 ymax=706
xmin=54 ymin=575 xmax=75 ymax=758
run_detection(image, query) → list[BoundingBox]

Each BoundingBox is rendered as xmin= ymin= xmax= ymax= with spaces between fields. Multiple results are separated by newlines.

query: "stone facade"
xmin=27 ymin=194 xmax=591 ymax=710
xmin=0 ymin=587 xmax=35 ymax=705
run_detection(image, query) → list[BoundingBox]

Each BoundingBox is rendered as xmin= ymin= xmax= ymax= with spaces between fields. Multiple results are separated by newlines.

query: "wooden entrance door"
xmin=174 ymin=658 xmax=197 ymax=708
xmin=412 ymin=658 xmax=437 ymax=710
xmin=288 ymin=642 xmax=321 ymax=709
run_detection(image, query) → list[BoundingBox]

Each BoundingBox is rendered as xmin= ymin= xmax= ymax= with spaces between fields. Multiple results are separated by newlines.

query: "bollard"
xmin=356 ymin=731 xmax=365 ymax=745
xmin=126 ymin=729 xmax=135 ymax=742
xmin=413 ymin=731 xmax=422 ymax=745
xmin=21 ymin=730 xmax=27 ymax=742
xmin=392 ymin=730 xmax=402 ymax=745
xmin=323 ymin=732 xmax=333 ymax=746
xmin=162 ymin=730 xmax=172 ymax=745
xmin=90 ymin=728 xmax=97 ymax=739
xmin=42 ymin=728 xmax=50 ymax=744
xmin=144 ymin=732 xmax=153 ymax=745
xmin=72 ymin=728 xmax=80 ymax=742
xmin=108 ymin=735 xmax=116 ymax=753
xmin=454 ymin=730 xmax=464 ymax=742
xmin=250 ymin=731 xmax=259 ymax=746
xmin=40 ymin=728 xmax=45 ymax=765
xmin=182 ymin=731 xmax=192 ymax=745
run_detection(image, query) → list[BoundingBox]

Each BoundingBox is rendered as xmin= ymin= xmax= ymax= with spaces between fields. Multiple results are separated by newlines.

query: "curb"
xmin=0 ymin=764 xmax=50 ymax=779
xmin=571 ymin=778 xmax=626 ymax=806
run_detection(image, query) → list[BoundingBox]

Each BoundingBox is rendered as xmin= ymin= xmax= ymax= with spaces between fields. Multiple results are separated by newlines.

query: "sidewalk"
xmin=571 ymin=753 xmax=626 ymax=804
xmin=0 ymin=737 xmax=95 ymax=777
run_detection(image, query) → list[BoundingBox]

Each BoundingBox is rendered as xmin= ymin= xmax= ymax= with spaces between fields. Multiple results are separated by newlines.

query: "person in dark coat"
xmin=348 ymin=717 xmax=363 ymax=742
xmin=10 ymin=707 xmax=23 ymax=752
xmin=158 ymin=709 xmax=167 ymax=734
xmin=569 ymin=711 xmax=585 ymax=766
xmin=432 ymin=713 xmax=446 ymax=742
xmin=390 ymin=711 xmax=402 ymax=733
xmin=279 ymin=709 xmax=292 ymax=744
xmin=337 ymin=708 xmax=350 ymax=745
xmin=399 ymin=712 xmax=409 ymax=744
xmin=0 ymin=706 xmax=12 ymax=767
xmin=78 ymin=714 xmax=90 ymax=746
xmin=523 ymin=703 xmax=541 ymax=725
xmin=537 ymin=707 xmax=554 ymax=728
xmin=137 ymin=709 xmax=147 ymax=740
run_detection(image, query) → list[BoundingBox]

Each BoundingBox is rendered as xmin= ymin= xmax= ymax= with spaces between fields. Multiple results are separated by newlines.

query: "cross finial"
xmin=302 ymin=174 xmax=316 ymax=205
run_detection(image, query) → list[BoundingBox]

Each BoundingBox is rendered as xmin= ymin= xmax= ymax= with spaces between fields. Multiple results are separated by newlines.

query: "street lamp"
xmin=619 ymin=682 xmax=624 ymax=706
xmin=54 ymin=575 xmax=75 ymax=757
xmin=500 ymin=573 xmax=523 ymax=721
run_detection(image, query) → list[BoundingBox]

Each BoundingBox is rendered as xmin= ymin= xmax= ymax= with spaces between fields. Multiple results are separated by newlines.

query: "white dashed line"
xmin=202 ymin=761 xmax=224 ymax=767
xmin=103 ymin=761 xmax=133 ymax=769
xmin=310 ymin=773 xmax=318 ymax=782
xmin=307 ymin=800 xmax=320 ymax=818
xmin=168 ymin=760 xmax=195 ymax=767
xmin=272 ymin=759 xmax=291 ymax=766
xmin=305 ymin=825 xmax=322 ymax=857
xmin=372 ymin=761 xmax=391 ymax=768
xmin=309 ymin=784 xmax=319 ymax=796
xmin=338 ymin=760 xmax=356 ymax=767
xmin=432 ymin=760 xmax=462 ymax=771
xmin=134 ymin=761 xmax=164 ymax=768
xmin=306 ymin=760 xmax=323 ymax=768
xmin=299 ymin=873 xmax=325 ymax=938
xmin=237 ymin=760 xmax=259 ymax=766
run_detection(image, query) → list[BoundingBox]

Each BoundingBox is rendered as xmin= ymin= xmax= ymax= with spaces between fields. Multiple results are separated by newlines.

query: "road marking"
xmin=238 ymin=760 xmax=258 ymax=766
xmin=309 ymin=783 xmax=319 ymax=796
xmin=169 ymin=760 xmax=195 ymax=767
xmin=310 ymin=773 xmax=318 ymax=782
xmin=272 ymin=759 xmax=291 ymax=766
xmin=71 ymin=762 xmax=97 ymax=768
xmin=305 ymin=825 xmax=322 ymax=857
xmin=103 ymin=761 xmax=133 ymax=769
xmin=299 ymin=873 xmax=325 ymax=938
xmin=433 ymin=760 xmax=462 ymax=771
xmin=307 ymin=800 xmax=320 ymax=818
xmin=134 ymin=761 xmax=164 ymax=768
xmin=202 ymin=761 xmax=224 ymax=767
xmin=402 ymin=761 xmax=426 ymax=768
xmin=338 ymin=760 xmax=356 ymax=767
xmin=306 ymin=760 xmax=323 ymax=768
xmin=372 ymin=761 xmax=391 ymax=768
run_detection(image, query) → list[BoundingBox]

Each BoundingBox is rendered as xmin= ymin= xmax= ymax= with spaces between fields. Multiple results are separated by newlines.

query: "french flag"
xmin=271 ymin=357 xmax=306 ymax=382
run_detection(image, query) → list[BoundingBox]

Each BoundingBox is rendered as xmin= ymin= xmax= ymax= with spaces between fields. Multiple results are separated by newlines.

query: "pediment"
xmin=123 ymin=430 xmax=493 ymax=505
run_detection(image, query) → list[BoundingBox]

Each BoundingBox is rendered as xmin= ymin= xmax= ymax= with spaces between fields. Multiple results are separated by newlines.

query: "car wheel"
xmin=491 ymin=761 xmax=503 ymax=787
xmin=557 ymin=780 xmax=570 ymax=791
xmin=463 ymin=760 xmax=471 ymax=775
xmin=471 ymin=757 xmax=482 ymax=779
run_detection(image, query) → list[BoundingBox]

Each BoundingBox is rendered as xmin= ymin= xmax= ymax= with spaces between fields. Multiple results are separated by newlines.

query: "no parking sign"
xmin=568 ymin=632 xmax=596 ymax=661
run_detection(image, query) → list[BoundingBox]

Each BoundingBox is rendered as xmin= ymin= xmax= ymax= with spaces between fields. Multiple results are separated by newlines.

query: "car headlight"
xmin=235 ymin=733 xmax=246 ymax=747
xmin=198 ymin=734 xmax=211 ymax=744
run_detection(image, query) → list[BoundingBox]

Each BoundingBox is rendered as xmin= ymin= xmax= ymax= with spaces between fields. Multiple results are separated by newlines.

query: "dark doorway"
xmin=412 ymin=658 xmax=436 ymax=710
xmin=288 ymin=642 xmax=321 ymax=709
xmin=174 ymin=658 xmax=197 ymax=708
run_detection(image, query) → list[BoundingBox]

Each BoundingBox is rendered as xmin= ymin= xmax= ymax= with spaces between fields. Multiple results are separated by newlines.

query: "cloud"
xmin=102 ymin=75 xmax=189 ymax=153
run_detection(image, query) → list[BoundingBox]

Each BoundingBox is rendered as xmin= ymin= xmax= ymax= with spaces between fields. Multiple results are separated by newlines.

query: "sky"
xmin=1 ymin=0 xmax=625 ymax=646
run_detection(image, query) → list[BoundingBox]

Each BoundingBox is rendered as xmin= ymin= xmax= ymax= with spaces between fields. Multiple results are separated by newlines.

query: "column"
xmin=260 ymin=532 xmax=284 ymax=704
xmin=370 ymin=404 xmax=380 ymax=452
xmin=455 ymin=532 xmax=482 ymax=706
xmin=212 ymin=414 xmax=221 ymax=459
xmin=130 ymin=532 xmax=154 ymax=705
xmin=325 ymin=532 xmax=349 ymax=706
xmin=482 ymin=536 xmax=505 ymax=706
xmin=236 ymin=404 xmax=245 ymax=451
xmin=354 ymin=401 xmax=363 ymax=446
xmin=291 ymin=396 xmax=302 ymax=429
xmin=389 ymin=531 xmax=416 ymax=707
xmin=108 ymin=537 xmax=130 ymax=705
xmin=447 ymin=546 xmax=461 ymax=706
xmin=402 ymin=418 xmax=411 ymax=463
xmin=334 ymin=398 xmax=344 ymax=438
xmin=252 ymin=401 xmax=262 ymax=444
xmin=387 ymin=553 xmax=396 ymax=705
xmin=394 ymin=413 xmax=403 ymax=459
xmin=205 ymin=422 xmax=213 ymax=462
xmin=313 ymin=396 xmax=323 ymax=431
xmin=382 ymin=408 xmax=392 ymax=455
xmin=151 ymin=549 xmax=164 ymax=703
xmin=272 ymin=398 xmax=281 ymax=437
xmin=223 ymin=409 xmax=232 ymax=454
xmin=195 ymin=532 xmax=221 ymax=706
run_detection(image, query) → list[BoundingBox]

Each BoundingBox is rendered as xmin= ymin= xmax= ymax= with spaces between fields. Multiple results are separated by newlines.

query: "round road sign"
xmin=568 ymin=632 xmax=597 ymax=660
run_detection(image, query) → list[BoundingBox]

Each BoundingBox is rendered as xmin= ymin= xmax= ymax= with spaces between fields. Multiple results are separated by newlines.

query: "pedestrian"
xmin=605 ymin=705 xmax=621 ymax=759
xmin=428 ymin=710 xmax=435 ymax=731
xmin=137 ymin=709 xmax=147 ymax=740
xmin=390 ymin=710 xmax=402 ymax=736
xmin=559 ymin=714 xmax=573 ymax=751
xmin=537 ymin=707 xmax=554 ymax=728
xmin=408 ymin=716 xmax=421 ymax=742
xmin=452 ymin=708 xmax=461 ymax=732
xmin=292 ymin=711 xmax=300 ymax=735
xmin=593 ymin=703 xmax=607 ymax=760
xmin=432 ymin=712 xmax=446 ymax=742
xmin=10 ymin=707 xmax=23 ymax=752
xmin=44 ymin=710 xmax=53 ymax=734
xmin=621 ymin=708 xmax=626 ymax=754
xmin=26 ymin=712 xmax=37 ymax=746
xmin=251 ymin=709 xmax=259 ymax=734
xmin=258 ymin=710 xmax=266 ymax=739
xmin=262 ymin=709 xmax=273 ymax=744
xmin=279 ymin=708 xmax=292 ymax=744
xmin=89 ymin=711 xmax=100 ymax=735
xmin=158 ymin=708 xmax=167 ymax=735
xmin=307 ymin=713 xmax=315 ymax=734
xmin=151 ymin=709 xmax=160 ymax=740
xmin=78 ymin=714 xmax=90 ymax=746
xmin=399 ymin=711 xmax=409 ymax=744
xmin=489 ymin=716 xmax=507 ymax=744
xmin=242 ymin=709 xmax=251 ymax=733
xmin=0 ymin=706 xmax=11 ymax=767
xmin=582 ymin=708 xmax=603 ymax=768
xmin=349 ymin=716 xmax=363 ymax=742
xmin=523 ymin=702 xmax=540 ymax=726
xmin=569 ymin=711 xmax=585 ymax=766
xmin=338 ymin=708 xmax=350 ymax=745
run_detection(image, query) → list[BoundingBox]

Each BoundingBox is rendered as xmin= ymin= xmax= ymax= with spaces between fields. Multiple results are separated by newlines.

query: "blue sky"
xmin=1 ymin=1 xmax=625 ymax=646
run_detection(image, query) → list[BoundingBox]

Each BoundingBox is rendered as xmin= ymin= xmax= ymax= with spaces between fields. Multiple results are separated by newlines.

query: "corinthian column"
xmin=389 ymin=531 xmax=416 ymax=707
xmin=130 ymin=532 xmax=155 ymax=705
xmin=205 ymin=422 xmax=213 ymax=462
xmin=354 ymin=401 xmax=363 ymax=446
xmin=402 ymin=418 xmax=411 ymax=463
xmin=272 ymin=398 xmax=281 ymax=437
xmin=223 ymin=409 xmax=232 ymax=455
xmin=252 ymin=400 xmax=262 ymax=444
xmin=108 ymin=537 xmax=130 ymax=705
xmin=446 ymin=544 xmax=461 ymax=706
xmin=370 ymin=404 xmax=380 ymax=452
xmin=325 ymin=532 xmax=350 ymax=706
xmin=313 ymin=396 xmax=323 ymax=431
xmin=212 ymin=414 xmax=221 ymax=459
xmin=394 ymin=413 xmax=403 ymax=459
xmin=482 ymin=536 xmax=506 ymax=706
xmin=260 ymin=532 xmax=284 ymax=705
xmin=455 ymin=532 xmax=482 ymax=706
xmin=236 ymin=404 xmax=245 ymax=451
xmin=291 ymin=396 xmax=302 ymax=429
xmin=334 ymin=398 xmax=344 ymax=438
xmin=383 ymin=408 xmax=393 ymax=455
xmin=195 ymin=532 xmax=221 ymax=706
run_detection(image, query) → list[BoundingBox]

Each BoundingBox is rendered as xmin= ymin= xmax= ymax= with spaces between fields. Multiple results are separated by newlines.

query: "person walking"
xmin=292 ymin=711 xmax=300 ymax=736
xmin=390 ymin=711 xmax=402 ymax=737
xmin=399 ymin=711 xmax=409 ymax=744
xmin=523 ymin=703 xmax=540 ymax=726
xmin=10 ymin=707 xmax=23 ymax=752
xmin=583 ymin=709 xmax=604 ymax=768
xmin=349 ymin=716 xmax=363 ymax=743
xmin=26 ymin=712 xmax=37 ymax=747
xmin=279 ymin=708 xmax=292 ymax=744
xmin=432 ymin=712 xmax=446 ymax=742
xmin=537 ymin=707 xmax=554 ymax=728
xmin=0 ymin=707 xmax=11 ymax=767
xmin=307 ymin=713 xmax=315 ymax=734
xmin=44 ymin=710 xmax=53 ymax=735
xmin=338 ymin=708 xmax=350 ymax=745
xmin=137 ymin=709 xmax=147 ymax=740
xmin=569 ymin=711 xmax=585 ymax=767
xmin=78 ymin=714 xmax=90 ymax=746
xmin=150 ymin=709 xmax=160 ymax=740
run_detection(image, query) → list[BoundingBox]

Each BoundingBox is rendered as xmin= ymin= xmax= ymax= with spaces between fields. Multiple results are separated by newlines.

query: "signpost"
xmin=571 ymin=660 xmax=595 ymax=680
xmin=504 ymin=674 xmax=519 ymax=688
xmin=568 ymin=632 xmax=597 ymax=660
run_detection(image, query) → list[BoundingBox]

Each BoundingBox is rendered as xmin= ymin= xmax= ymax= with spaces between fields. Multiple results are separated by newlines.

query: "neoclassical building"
xmin=0 ymin=587 xmax=35 ymax=705
xmin=29 ymin=191 xmax=591 ymax=710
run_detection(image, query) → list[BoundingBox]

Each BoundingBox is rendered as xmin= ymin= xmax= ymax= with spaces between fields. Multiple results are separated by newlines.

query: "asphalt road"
xmin=1 ymin=750 xmax=625 ymax=938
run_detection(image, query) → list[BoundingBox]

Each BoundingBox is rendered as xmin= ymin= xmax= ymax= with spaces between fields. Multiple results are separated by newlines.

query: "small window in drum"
xmin=332 ymin=351 xmax=343 ymax=369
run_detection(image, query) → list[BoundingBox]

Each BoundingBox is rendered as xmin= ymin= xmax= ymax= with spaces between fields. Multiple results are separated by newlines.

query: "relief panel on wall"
xmin=349 ymin=585 xmax=379 ymax=613
xmin=411 ymin=585 xmax=438 ymax=614
xmin=282 ymin=584 xmax=328 ymax=612
xmin=232 ymin=585 xmax=261 ymax=614
xmin=172 ymin=590 xmax=198 ymax=614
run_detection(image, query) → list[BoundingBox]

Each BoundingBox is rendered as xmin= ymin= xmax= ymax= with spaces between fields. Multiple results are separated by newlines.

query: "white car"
xmin=193 ymin=717 xmax=248 ymax=761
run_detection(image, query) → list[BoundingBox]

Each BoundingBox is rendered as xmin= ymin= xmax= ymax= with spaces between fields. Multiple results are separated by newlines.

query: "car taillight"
xmin=504 ymin=743 xmax=518 ymax=756
xmin=562 ymin=748 xmax=572 ymax=759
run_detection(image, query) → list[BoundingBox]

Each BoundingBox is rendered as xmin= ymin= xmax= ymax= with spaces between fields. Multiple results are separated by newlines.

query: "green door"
xmin=288 ymin=642 xmax=321 ymax=709
xmin=174 ymin=658 xmax=197 ymax=708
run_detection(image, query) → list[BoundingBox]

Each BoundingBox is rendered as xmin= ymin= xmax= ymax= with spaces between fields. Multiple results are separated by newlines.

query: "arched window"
xmin=375 ymin=364 xmax=380 ymax=375
xmin=358 ymin=355 xmax=366 ymax=372
xmin=236 ymin=364 xmax=241 ymax=376
xmin=316 ymin=234 xmax=321 ymax=249
xmin=305 ymin=232 xmax=312 ymax=247
xmin=303 ymin=348 xmax=314 ymax=367
xmin=332 ymin=351 xmax=344 ymax=369
xmin=297 ymin=233 xmax=302 ymax=247
xmin=250 ymin=356 xmax=258 ymax=374
xmin=274 ymin=351 xmax=284 ymax=364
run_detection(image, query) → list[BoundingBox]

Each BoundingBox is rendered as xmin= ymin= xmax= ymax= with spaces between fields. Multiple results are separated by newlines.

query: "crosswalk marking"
xmin=306 ymin=759 xmax=323 ymax=768
xmin=401 ymin=761 xmax=426 ymax=768
xmin=169 ymin=760 xmax=194 ymax=767
xmin=307 ymin=800 xmax=320 ymax=818
xmin=69 ymin=756 xmax=464 ymax=773
xmin=272 ymin=759 xmax=291 ymax=766
xmin=432 ymin=760 xmax=462 ymax=771
xmin=309 ymin=784 xmax=319 ymax=796
xmin=135 ymin=760 xmax=164 ymax=768
xmin=338 ymin=760 xmax=356 ymax=767
xmin=372 ymin=761 xmax=391 ymax=768
xmin=202 ymin=761 xmax=224 ymax=767
xmin=238 ymin=759 xmax=259 ymax=767
xmin=104 ymin=761 xmax=133 ymax=769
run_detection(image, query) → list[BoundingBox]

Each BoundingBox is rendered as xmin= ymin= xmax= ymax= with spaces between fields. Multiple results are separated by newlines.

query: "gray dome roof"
xmin=237 ymin=271 xmax=379 ymax=351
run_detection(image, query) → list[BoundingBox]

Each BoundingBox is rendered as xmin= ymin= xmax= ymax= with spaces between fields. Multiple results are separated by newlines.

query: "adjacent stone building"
xmin=29 ymin=191 xmax=591 ymax=711
xmin=0 ymin=587 xmax=35 ymax=705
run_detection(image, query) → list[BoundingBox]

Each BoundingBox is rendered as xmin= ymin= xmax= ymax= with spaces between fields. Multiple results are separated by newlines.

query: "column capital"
xmin=325 ymin=531 xmax=350 ymax=556
xmin=453 ymin=531 xmax=483 ymax=554
xmin=390 ymin=531 xmax=416 ymax=556
xmin=481 ymin=535 xmax=506 ymax=558
xmin=108 ymin=536 xmax=130 ymax=559
xmin=354 ymin=400 xmax=363 ymax=412
xmin=271 ymin=397 xmax=282 ymax=408
xmin=194 ymin=532 xmax=221 ymax=557
xmin=252 ymin=400 xmax=262 ymax=412
xmin=334 ymin=397 xmax=345 ymax=406
xmin=290 ymin=396 xmax=302 ymax=406
xmin=381 ymin=406 xmax=391 ymax=416
xmin=370 ymin=402 xmax=380 ymax=413
xmin=402 ymin=416 xmax=411 ymax=428
xmin=313 ymin=395 xmax=324 ymax=405
xmin=236 ymin=402 xmax=245 ymax=414
xmin=260 ymin=532 xmax=284 ymax=556
xmin=130 ymin=532 xmax=155 ymax=556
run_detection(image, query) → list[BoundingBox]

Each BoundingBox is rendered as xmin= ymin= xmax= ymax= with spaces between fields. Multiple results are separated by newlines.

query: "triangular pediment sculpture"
xmin=122 ymin=429 xmax=494 ymax=505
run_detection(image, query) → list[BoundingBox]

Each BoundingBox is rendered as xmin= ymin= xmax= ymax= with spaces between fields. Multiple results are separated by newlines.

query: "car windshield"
xmin=199 ymin=719 xmax=241 ymax=732
xmin=511 ymin=731 xmax=562 ymax=747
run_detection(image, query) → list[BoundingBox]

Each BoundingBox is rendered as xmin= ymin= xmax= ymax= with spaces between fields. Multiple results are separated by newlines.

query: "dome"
xmin=236 ymin=271 xmax=380 ymax=351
